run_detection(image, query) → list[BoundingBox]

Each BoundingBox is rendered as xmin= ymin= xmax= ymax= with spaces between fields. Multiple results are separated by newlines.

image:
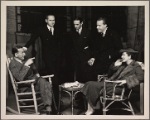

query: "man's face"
xmin=45 ymin=15 xmax=55 ymax=27
xmin=73 ymin=20 xmax=83 ymax=31
xmin=96 ymin=20 xmax=107 ymax=33
xmin=15 ymin=48 xmax=26 ymax=60
xmin=121 ymin=52 xmax=131 ymax=62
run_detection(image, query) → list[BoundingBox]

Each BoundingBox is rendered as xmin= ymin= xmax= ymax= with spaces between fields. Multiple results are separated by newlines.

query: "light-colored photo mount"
xmin=1 ymin=0 xmax=149 ymax=119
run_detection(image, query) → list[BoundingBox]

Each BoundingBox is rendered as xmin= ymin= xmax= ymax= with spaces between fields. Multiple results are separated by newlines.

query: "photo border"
xmin=1 ymin=0 xmax=149 ymax=119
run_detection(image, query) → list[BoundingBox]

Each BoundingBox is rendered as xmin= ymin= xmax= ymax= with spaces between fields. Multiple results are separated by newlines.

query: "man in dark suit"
xmin=69 ymin=17 xmax=93 ymax=83
xmin=25 ymin=14 xmax=61 ymax=78
xmin=88 ymin=17 xmax=123 ymax=80
xmin=9 ymin=45 xmax=52 ymax=114
xmin=24 ymin=14 xmax=61 ymax=109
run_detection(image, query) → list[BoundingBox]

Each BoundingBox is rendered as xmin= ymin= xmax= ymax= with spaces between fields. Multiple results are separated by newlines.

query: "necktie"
xmin=100 ymin=32 xmax=104 ymax=37
xmin=76 ymin=30 xmax=80 ymax=35
xmin=49 ymin=28 xmax=53 ymax=35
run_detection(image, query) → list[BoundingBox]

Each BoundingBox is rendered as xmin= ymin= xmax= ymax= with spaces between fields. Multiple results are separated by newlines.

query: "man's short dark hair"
xmin=74 ymin=17 xmax=83 ymax=23
xmin=97 ymin=17 xmax=108 ymax=25
xmin=12 ymin=45 xmax=23 ymax=56
xmin=45 ymin=14 xmax=55 ymax=19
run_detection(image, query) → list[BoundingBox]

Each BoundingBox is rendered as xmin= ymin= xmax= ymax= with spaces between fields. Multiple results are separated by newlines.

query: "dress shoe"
xmin=40 ymin=110 xmax=52 ymax=115
xmin=46 ymin=111 xmax=52 ymax=115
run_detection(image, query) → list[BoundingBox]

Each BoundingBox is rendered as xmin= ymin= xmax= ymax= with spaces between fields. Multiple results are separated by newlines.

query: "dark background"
xmin=20 ymin=6 xmax=127 ymax=41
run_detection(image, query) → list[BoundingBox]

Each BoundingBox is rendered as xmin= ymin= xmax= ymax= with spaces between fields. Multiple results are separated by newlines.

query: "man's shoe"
xmin=40 ymin=110 xmax=52 ymax=115
xmin=46 ymin=111 xmax=52 ymax=115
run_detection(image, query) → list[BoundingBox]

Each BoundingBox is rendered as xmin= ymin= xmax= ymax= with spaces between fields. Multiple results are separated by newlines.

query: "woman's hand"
xmin=114 ymin=59 xmax=123 ymax=66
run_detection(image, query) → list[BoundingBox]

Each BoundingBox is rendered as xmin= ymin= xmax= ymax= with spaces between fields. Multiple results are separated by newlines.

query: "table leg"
xmin=72 ymin=91 xmax=73 ymax=115
xmin=58 ymin=86 xmax=61 ymax=114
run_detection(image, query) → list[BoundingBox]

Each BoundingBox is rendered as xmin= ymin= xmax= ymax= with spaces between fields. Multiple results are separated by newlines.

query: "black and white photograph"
xmin=1 ymin=0 xmax=149 ymax=119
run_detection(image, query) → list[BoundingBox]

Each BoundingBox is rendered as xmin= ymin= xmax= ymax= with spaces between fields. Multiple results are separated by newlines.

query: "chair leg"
xmin=83 ymin=96 xmax=87 ymax=111
xmin=31 ymin=84 xmax=38 ymax=114
xmin=52 ymin=87 xmax=58 ymax=113
xmin=103 ymin=110 xmax=106 ymax=115
xmin=128 ymin=101 xmax=135 ymax=115
xmin=58 ymin=86 xmax=61 ymax=114
xmin=102 ymin=99 xmax=106 ymax=115
xmin=16 ymin=95 xmax=21 ymax=114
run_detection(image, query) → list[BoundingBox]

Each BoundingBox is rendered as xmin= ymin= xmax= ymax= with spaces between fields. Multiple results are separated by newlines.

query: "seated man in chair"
xmin=81 ymin=48 xmax=144 ymax=115
xmin=9 ymin=45 xmax=52 ymax=115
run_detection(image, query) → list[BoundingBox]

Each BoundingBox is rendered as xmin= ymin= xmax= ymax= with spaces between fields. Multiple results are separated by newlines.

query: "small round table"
xmin=58 ymin=83 xmax=84 ymax=115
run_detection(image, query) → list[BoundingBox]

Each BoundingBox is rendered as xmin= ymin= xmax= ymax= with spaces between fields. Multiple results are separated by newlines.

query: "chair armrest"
xmin=16 ymin=79 xmax=35 ymax=84
xmin=41 ymin=74 xmax=54 ymax=78
xmin=104 ymin=79 xmax=126 ymax=99
xmin=41 ymin=74 xmax=54 ymax=83
xmin=97 ymin=74 xmax=108 ymax=82
xmin=104 ymin=80 xmax=121 ymax=83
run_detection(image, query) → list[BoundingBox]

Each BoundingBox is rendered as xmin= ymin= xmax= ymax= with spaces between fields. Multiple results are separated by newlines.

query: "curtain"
xmin=126 ymin=6 xmax=144 ymax=62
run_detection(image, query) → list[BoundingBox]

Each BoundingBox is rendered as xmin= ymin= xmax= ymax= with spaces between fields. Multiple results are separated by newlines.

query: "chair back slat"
xmin=6 ymin=55 xmax=44 ymax=114
xmin=6 ymin=57 xmax=18 ymax=94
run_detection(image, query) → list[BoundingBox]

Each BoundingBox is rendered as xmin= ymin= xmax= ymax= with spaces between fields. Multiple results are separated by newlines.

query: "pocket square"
xmin=84 ymin=46 xmax=89 ymax=49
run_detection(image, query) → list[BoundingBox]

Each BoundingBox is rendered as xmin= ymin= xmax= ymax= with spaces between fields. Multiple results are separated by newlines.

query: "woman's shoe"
xmin=84 ymin=110 xmax=94 ymax=115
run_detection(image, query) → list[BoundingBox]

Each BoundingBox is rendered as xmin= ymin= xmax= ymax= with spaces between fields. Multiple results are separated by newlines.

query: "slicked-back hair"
xmin=12 ymin=45 xmax=23 ymax=56
xmin=97 ymin=17 xmax=108 ymax=25
xmin=45 ymin=14 xmax=55 ymax=19
xmin=73 ymin=17 xmax=83 ymax=23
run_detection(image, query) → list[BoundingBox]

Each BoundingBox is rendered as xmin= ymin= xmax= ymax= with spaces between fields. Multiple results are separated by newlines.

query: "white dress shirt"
xmin=47 ymin=25 xmax=54 ymax=35
xmin=76 ymin=27 xmax=82 ymax=35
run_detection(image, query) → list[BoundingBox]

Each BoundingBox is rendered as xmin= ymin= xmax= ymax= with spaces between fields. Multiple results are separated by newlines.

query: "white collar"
xmin=76 ymin=27 xmax=82 ymax=34
xmin=47 ymin=25 xmax=54 ymax=31
xmin=47 ymin=25 xmax=54 ymax=35
xmin=102 ymin=27 xmax=108 ymax=37
xmin=14 ymin=57 xmax=23 ymax=64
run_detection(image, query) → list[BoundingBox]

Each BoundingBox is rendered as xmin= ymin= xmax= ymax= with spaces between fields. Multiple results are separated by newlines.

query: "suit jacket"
xmin=9 ymin=58 xmax=39 ymax=92
xmin=25 ymin=25 xmax=61 ymax=62
xmin=92 ymin=28 xmax=122 ymax=74
xmin=9 ymin=58 xmax=38 ymax=82
xmin=70 ymin=28 xmax=92 ymax=65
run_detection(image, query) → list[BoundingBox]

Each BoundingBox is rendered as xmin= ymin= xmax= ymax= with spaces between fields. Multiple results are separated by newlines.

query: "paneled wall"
xmin=7 ymin=6 xmax=16 ymax=97
xmin=126 ymin=6 xmax=144 ymax=62
xmin=7 ymin=6 xmax=17 ymax=57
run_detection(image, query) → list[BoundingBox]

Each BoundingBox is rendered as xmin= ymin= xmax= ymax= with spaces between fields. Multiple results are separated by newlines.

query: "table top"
xmin=60 ymin=82 xmax=84 ymax=91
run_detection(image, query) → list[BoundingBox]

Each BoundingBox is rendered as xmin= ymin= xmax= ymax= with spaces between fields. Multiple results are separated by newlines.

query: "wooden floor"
xmin=6 ymin=92 xmax=143 ymax=115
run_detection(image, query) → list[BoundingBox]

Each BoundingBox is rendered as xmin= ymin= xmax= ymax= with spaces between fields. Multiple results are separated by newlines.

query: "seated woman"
xmin=81 ymin=48 xmax=144 ymax=115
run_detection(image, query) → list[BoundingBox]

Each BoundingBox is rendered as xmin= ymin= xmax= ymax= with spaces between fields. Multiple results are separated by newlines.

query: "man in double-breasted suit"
xmin=9 ymin=45 xmax=52 ymax=114
xmin=25 ymin=14 xmax=61 ymax=108
xmin=69 ymin=17 xmax=93 ymax=83
xmin=89 ymin=17 xmax=123 ymax=80
xmin=25 ymin=14 xmax=61 ymax=78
